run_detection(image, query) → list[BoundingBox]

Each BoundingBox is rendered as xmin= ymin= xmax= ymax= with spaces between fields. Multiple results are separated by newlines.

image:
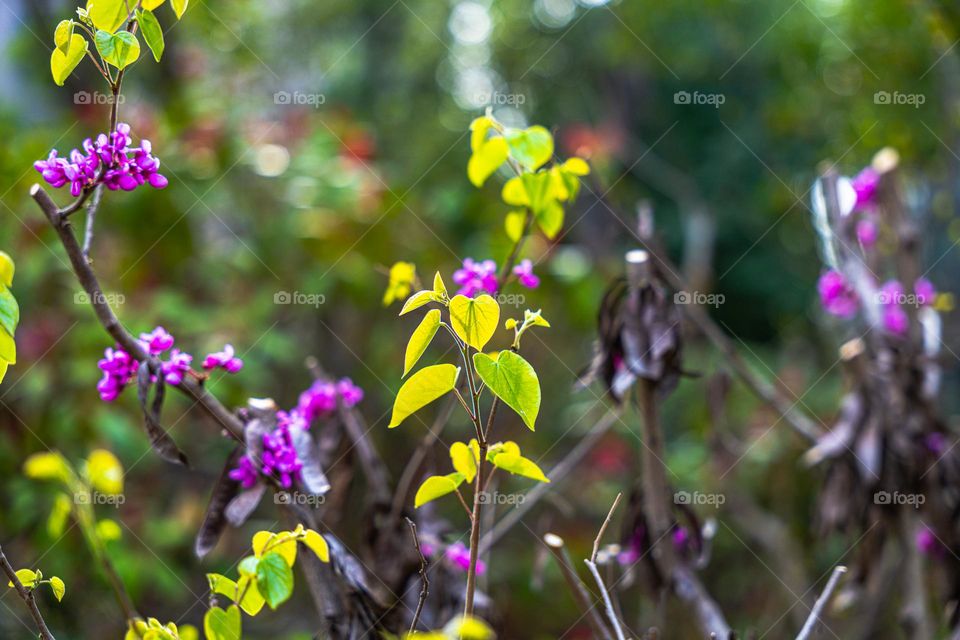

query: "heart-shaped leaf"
xmin=449 ymin=294 xmax=499 ymax=351
xmin=95 ymin=29 xmax=140 ymax=70
xmin=54 ymin=20 xmax=74 ymax=54
xmin=467 ymin=137 xmax=509 ymax=187
xmin=302 ymin=530 xmax=330 ymax=563
xmin=449 ymin=442 xmax=478 ymax=482
xmin=473 ymin=351 xmax=541 ymax=430
xmin=489 ymin=448 xmax=550 ymax=483
xmin=136 ymin=9 xmax=164 ymax=61
xmin=404 ymin=309 xmax=441 ymax=376
xmin=0 ymin=252 xmax=13 ymax=288
xmin=255 ymin=552 xmax=294 ymax=610
xmin=48 ymin=576 xmax=65 ymax=602
xmin=203 ymin=605 xmax=241 ymax=640
xmin=86 ymin=449 xmax=124 ymax=495
xmin=86 ymin=0 xmax=128 ymax=33
xmin=414 ymin=472 xmax=466 ymax=508
xmin=505 ymin=126 xmax=554 ymax=171
xmin=389 ymin=364 xmax=460 ymax=428
xmin=171 ymin=0 xmax=189 ymax=19
xmin=50 ymin=33 xmax=88 ymax=87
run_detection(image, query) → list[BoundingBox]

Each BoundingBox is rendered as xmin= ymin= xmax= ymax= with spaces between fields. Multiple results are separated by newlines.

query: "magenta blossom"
xmin=297 ymin=377 xmax=364 ymax=426
xmin=96 ymin=346 xmax=139 ymax=402
xmin=852 ymin=167 xmax=879 ymax=210
xmin=512 ymin=259 xmax=540 ymax=289
xmin=879 ymin=281 xmax=908 ymax=336
xmin=161 ymin=349 xmax=193 ymax=386
xmin=915 ymin=278 xmax=936 ymax=306
xmin=445 ymin=542 xmax=485 ymax=574
xmin=139 ymin=326 xmax=175 ymax=355
xmin=856 ymin=218 xmax=878 ymax=247
xmin=203 ymin=344 xmax=244 ymax=373
xmin=453 ymin=258 xmax=498 ymax=297
xmin=818 ymin=270 xmax=858 ymax=318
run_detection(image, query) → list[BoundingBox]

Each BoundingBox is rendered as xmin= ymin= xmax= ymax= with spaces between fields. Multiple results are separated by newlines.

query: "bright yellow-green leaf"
xmin=0 ymin=329 xmax=14 ymax=364
xmin=179 ymin=624 xmax=199 ymax=640
xmin=473 ymin=351 xmax=540 ymax=430
xmin=562 ymin=157 xmax=590 ymax=176
xmin=0 ymin=253 xmax=14 ymax=288
xmin=87 ymin=449 xmax=123 ymax=495
xmin=86 ymin=0 xmax=128 ymax=33
xmin=203 ymin=605 xmax=241 ymax=640
xmin=489 ymin=448 xmax=550 ymax=483
xmin=95 ymin=29 xmax=140 ymax=69
xmin=236 ymin=575 xmax=265 ymax=616
xmin=96 ymin=518 xmax=123 ymax=542
xmin=449 ymin=294 xmax=500 ymax=351
xmin=302 ymin=530 xmax=330 ymax=563
xmin=443 ymin=615 xmax=495 ymax=640
xmin=389 ymin=364 xmax=460 ymax=428
xmin=47 ymin=494 xmax=71 ymax=537
xmin=50 ymin=33 xmax=88 ymax=86
xmin=0 ymin=360 xmax=7 ymax=385
xmin=449 ymin=442 xmax=478 ymax=482
xmin=0 ymin=285 xmax=19 ymax=341
xmin=400 ymin=289 xmax=442 ymax=315
xmin=24 ymin=452 xmax=70 ymax=482
xmin=384 ymin=261 xmax=416 ymax=306
xmin=54 ymin=20 xmax=74 ymax=54
xmin=207 ymin=573 xmax=238 ymax=601
xmin=502 ymin=177 xmax=529 ymax=206
xmin=49 ymin=576 xmax=65 ymax=602
xmin=137 ymin=9 xmax=164 ymax=62
xmin=468 ymin=137 xmax=509 ymax=187
xmin=536 ymin=201 xmax=564 ymax=239
xmin=433 ymin=272 xmax=448 ymax=298
xmin=171 ymin=0 xmax=188 ymax=19
xmin=8 ymin=569 xmax=38 ymax=588
xmin=255 ymin=552 xmax=293 ymax=610
xmin=504 ymin=126 xmax=554 ymax=171
xmin=253 ymin=531 xmax=297 ymax=566
xmin=414 ymin=473 xmax=465 ymax=508
xmin=142 ymin=0 xmax=166 ymax=9
xmin=404 ymin=309 xmax=441 ymax=377
xmin=524 ymin=309 xmax=550 ymax=328
xmin=469 ymin=116 xmax=494 ymax=152
xmin=504 ymin=210 xmax=526 ymax=242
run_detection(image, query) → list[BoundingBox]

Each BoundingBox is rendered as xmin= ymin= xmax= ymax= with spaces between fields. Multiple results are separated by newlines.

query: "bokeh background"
xmin=1 ymin=0 xmax=960 ymax=637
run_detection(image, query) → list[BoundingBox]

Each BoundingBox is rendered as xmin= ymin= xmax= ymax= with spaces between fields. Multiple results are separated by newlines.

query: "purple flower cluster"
xmin=817 ymin=271 xmax=937 ymax=336
xmin=452 ymin=257 xmax=540 ymax=297
xmin=851 ymin=167 xmax=881 ymax=249
xmin=34 ymin=123 xmax=167 ymax=197
xmin=95 ymin=327 xmax=243 ymax=402
xmin=203 ymin=344 xmax=244 ymax=374
xmin=229 ymin=377 xmax=364 ymax=489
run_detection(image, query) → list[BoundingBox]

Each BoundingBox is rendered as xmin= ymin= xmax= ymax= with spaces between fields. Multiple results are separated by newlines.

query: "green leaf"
xmin=236 ymin=575 xmax=265 ymax=616
xmin=489 ymin=447 xmax=550 ymax=483
xmin=54 ymin=20 xmax=74 ymax=54
xmin=86 ymin=449 xmax=124 ymax=495
xmin=301 ymin=530 xmax=330 ymax=563
xmin=49 ymin=32 xmax=87 ymax=88
xmin=0 ymin=252 xmax=13 ymax=288
xmin=404 ymin=309 xmax=441 ymax=377
xmin=389 ymin=364 xmax=460 ymax=428
xmin=207 ymin=574 xmax=238 ymax=601
xmin=142 ymin=0 xmax=166 ymax=9
xmin=502 ymin=177 xmax=528 ymax=206
xmin=252 ymin=531 xmax=297 ymax=566
xmin=536 ymin=201 xmax=564 ymax=239
xmin=47 ymin=494 xmax=71 ymax=537
xmin=443 ymin=615 xmax=495 ymax=640
xmin=136 ymin=9 xmax=164 ymax=61
xmin=0 ymin=285 xmax=19 ymax=338
xmin=95 ymin=519 xmax=122 ymax=542
xmin=469 ymin=116 xmax=494 ymax=152
xmin=95 ymin=29 xmax=140 ymax=69
xmin=203 ymin=605 xmax=241 ymax=640
xmin=472 ymin=351 xmax=541 ymax=430
xmin=399 ymin=290 xmax=442 ymax=315
xmin=7 ymin=569 xmax=38 ymax=589
xmin=449 ymin=442 xmax=478 ymax=482
xmin=255 ymin=552 xmax=294 ymax=610
xmin=383 ymin=261 xmax=416 ymax=306
xmin=414 ymin=473 xmax=465 ymax=508
xmin=0 ymin=360 xmax=7 ymax=385
xmin=23 ymin=452 xmax=70 ymax=482
xmin=48 ymin=577 xmax=65 ymax=602
xmin=449 ymin=294 xmax=500 ymax=351
xmin=562 ymin=157 xmax=590 ymax=176
xmin=433 ymin=272 xmax=448 ymax=298
xmin=0 ymin=330 xmax=15 ymax=365
xmin=171 ymin=0 xmax=188 ymax=19
xmin=86 ymin=0 xmax=128 ymax=33
xmin=467 ymin=137 xmax=509 ymax=187
xmin=504 ymin=126 xmax=554 ymax=171
xmin=237 ymin=556 xmax=258 ymax=577
xmin=504 ymin=210 xmax=526 ymax=242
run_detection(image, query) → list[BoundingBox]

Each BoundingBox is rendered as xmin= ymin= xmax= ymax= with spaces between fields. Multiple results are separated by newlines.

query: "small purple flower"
xmin=512 ymin=259 xmax=540 ymax=289
xmin=298 ymin=380 xmax=338 ymax=424
xmin=453 ymin=258 xmax=498 ymax=297
xmin=917 ymin=526 xmax=946 ymax=558
xmin=445 ymin=542 xmax=485 ymax=574
xmin=856 ymin=218 xmax=878 ymax=247
xmin=161 ymin=349 xmax=193 ymax=386
xmin=879 ymin=280 xmax=909 ymax=336
xmin=337 ymin=378 xmax=364 ymax=408
xmin=914 ymin=278 xmax=936 ymax=307
xmin=139 ymin=326 xmax=175 ymax=355
xmin=96 ymin=346 xmax=139 ymax=402
xmin=852 ymin=167 xmax=879 ymax=210
xmin=818 ymin=270 xmax=858 ymax=318
xmin=672 ymin=526 xmax=691 ymax=555
xmin=228 ymin=456 xmax=259 ymax=489
xmin=203 ymin=344 xmax=243 ymax=374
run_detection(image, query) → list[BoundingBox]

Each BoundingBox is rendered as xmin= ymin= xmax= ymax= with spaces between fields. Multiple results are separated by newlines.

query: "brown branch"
xmin=584 ymin=494 xmax=627 ymax=640
xmin=404 ymin=518 xmax=428 ymax=634
xmin=543 ymin=533 xmax=614 ymax=640
xmin=796 ymin=565 xmax=847 ymax=640
xmin=0 ymin=544 xmax=56 ymax=640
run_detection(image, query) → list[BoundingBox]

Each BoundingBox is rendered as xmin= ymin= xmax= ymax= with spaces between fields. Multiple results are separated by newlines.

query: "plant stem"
xmin=463 ymin=440 xmax=488 ymax=618
xmin=0 ymin=544 xmax=56 ymax=640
